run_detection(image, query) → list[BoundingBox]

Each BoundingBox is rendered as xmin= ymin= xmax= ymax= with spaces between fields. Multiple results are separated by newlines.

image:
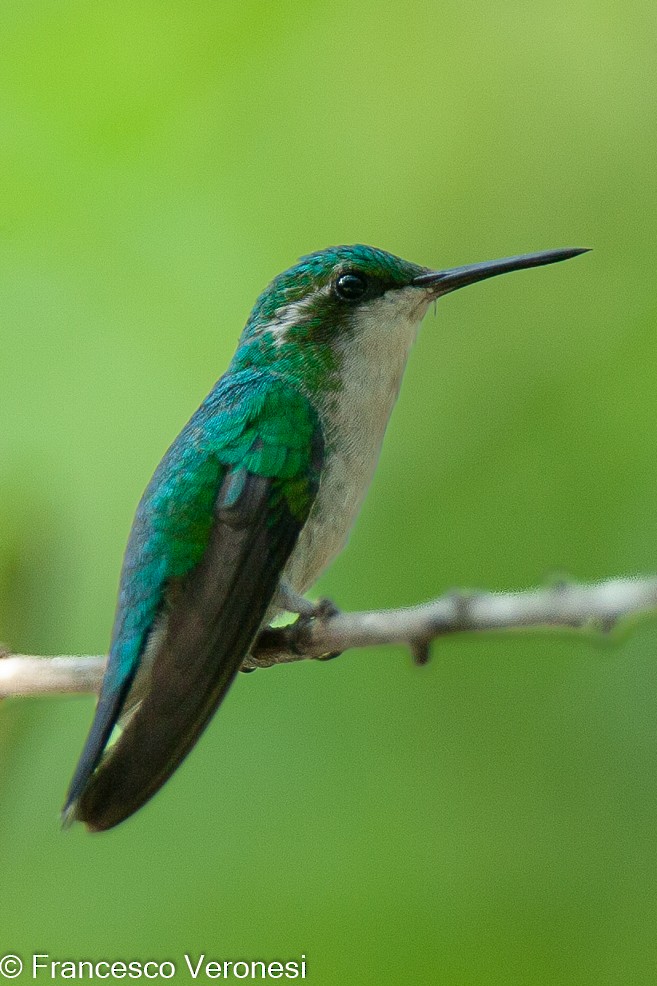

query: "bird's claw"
xmin=311 ymin=597 xmax=340 ymax=621
xmin=317 ymin=649 xmax=343 ymax=662
xmin=293 ymin=597 xmax=341 ymax=662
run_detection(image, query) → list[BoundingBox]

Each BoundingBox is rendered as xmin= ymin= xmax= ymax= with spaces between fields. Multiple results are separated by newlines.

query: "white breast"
xmin=283 ymin=287 xmax=430 ymax=593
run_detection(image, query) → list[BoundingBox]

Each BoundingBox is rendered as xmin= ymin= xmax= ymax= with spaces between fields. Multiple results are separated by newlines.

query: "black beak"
xmin=412 ymin=247 xmax=590 ymax=296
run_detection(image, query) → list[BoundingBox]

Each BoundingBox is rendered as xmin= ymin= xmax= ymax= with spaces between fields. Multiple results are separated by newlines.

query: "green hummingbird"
xmin=63 ymin=243 xmax=587 ymax=831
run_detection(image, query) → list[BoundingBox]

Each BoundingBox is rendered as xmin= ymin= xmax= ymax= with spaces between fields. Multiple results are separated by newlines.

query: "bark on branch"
xmin=1 ymin=575 xmax=655 ymax=698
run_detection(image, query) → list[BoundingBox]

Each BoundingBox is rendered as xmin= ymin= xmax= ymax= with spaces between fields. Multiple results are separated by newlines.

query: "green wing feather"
xmin=63 ymin=371 xmax=323 ymax=830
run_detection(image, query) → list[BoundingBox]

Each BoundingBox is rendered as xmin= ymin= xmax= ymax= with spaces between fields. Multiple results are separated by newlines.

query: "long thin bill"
xmin=412 ymin=247 xmax=590 ymax=296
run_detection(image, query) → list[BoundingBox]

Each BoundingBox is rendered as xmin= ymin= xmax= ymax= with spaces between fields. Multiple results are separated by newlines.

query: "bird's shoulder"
xmin=143 ymin=368 xmax=321 ymax=523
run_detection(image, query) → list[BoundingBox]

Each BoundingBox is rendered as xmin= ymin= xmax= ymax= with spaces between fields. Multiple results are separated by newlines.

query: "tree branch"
xmin=1 ymin=575 xmax=656 ymax=698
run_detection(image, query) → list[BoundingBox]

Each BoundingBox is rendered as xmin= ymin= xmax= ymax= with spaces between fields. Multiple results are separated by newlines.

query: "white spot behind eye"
xmin=264 ymin=285 xmax=331 ymax=347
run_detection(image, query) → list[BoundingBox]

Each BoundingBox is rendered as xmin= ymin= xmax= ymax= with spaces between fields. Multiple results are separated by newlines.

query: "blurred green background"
xmin=1 ymin=1 xmax=657 ymax=983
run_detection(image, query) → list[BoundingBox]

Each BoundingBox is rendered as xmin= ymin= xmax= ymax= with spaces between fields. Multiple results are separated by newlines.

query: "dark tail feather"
xmin=71 ymin=471 xmax=304 ymax=831
xmin=61 ymin=675 xmax=133 ymax=828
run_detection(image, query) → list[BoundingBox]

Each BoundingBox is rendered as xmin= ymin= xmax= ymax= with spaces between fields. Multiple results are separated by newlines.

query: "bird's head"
xmin=234 ymin=244 xmax=588 ymax=387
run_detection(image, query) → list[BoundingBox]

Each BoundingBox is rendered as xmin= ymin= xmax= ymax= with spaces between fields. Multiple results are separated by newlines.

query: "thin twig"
xmin=1 ymin=575 xmax=655 ymax=697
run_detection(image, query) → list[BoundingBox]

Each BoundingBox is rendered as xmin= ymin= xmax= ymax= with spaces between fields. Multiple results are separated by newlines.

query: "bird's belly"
xmin=282 ymin=452 xmax=373 ymax=593
xmin=282 ymin=409 xmax=392 ymax=595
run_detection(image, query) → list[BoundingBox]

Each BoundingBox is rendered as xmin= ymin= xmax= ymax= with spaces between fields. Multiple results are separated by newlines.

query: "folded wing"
xmin=63 ymin=373 xmax=323 ymax=831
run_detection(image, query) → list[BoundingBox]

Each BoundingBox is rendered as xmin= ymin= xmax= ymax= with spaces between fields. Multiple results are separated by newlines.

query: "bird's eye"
xmin=335 ymin=271 xmax=368 ymax=301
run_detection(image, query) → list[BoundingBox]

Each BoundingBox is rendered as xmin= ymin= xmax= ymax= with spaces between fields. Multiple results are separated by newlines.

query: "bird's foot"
xmin=295 ymin=597 xmax=342 ymax=662
xmin=275 ymin=581 xmax=317 ymax=617
xmin=243 ymin=594 xmax=341 ymax=671
xmin=309 ymin=597 xmax=340 ymax=621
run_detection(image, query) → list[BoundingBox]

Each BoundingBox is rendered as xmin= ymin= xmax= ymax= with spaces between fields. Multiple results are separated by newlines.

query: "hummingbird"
xmin=63 ymin=243 xmax=587 ymax=831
